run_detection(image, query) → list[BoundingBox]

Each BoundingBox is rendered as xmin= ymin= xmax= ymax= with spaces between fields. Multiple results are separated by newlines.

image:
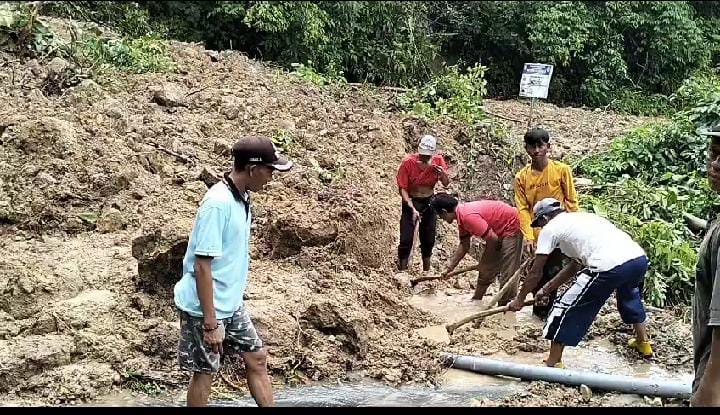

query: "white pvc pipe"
xmin=442 ymin=353 xmax=691 ymax=399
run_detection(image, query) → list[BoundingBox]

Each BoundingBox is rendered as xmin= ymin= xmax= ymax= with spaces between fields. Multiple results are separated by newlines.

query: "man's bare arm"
xmin=542 ymin=261 xmax=583 ymax=293
xmin=195 ymin=256 xmax=216 ymax=325
xmin=517 ymin=254 xmax=550 ymax=299
xmin=444 ymin=236 xmax=470 ymax=275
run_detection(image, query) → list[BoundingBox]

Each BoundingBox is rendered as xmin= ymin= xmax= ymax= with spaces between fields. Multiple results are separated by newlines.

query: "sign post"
xmin=519 ymin=63 xmax=553 ymax=128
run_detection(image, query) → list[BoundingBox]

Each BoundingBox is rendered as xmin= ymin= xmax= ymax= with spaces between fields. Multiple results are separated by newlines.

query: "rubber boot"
xmin=422 ymin=257 xmax=431 ymax=272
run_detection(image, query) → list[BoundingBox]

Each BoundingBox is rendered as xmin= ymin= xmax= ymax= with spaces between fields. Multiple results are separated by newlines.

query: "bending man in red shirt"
xmin=396 ymin=135 xmax=450 ymax=271
xmin=429 ymin=193 xmax=523 ymax=304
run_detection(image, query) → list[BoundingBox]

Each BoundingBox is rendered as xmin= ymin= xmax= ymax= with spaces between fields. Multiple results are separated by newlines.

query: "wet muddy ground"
xmin=80 ymin=288 xmax=691 ymax=407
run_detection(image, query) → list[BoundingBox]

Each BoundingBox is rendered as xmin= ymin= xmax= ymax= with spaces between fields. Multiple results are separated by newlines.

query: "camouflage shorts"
xmin=178 ymin=306 xmax=263 ymax=374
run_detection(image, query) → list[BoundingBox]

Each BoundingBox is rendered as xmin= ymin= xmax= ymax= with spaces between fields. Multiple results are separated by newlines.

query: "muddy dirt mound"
xmin=483 ymin=99 xmax=660 ymax=161
xmin=0 ymin=34 xmax=483 ymax=403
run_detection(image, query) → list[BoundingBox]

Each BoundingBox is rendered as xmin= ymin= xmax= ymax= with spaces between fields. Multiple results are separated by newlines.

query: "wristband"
xmin=203 ymin=322 xmax=219 ymax=332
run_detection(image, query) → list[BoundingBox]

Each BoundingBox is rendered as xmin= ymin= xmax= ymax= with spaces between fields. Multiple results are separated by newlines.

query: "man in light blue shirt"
xmin=175 ymin=136 xmax=292 ymax=407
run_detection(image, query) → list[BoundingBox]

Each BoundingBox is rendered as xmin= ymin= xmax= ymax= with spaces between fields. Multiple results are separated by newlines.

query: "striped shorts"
xmin=178 ymin=305 xmax=263 ymax=374
xmin=543 ymin=256 xmax=648 ymax=347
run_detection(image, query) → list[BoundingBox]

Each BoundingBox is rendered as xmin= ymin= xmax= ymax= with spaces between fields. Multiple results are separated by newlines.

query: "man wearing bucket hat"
xmin=508 ymin=198 xmax=652 ymax=368
xmin=174 ymin=136 xmax=292 ymax=406
xmin=689 ymin=125 xmax=720 ymax=406
xmin=396 ymin=134 xmax=450 ymax=271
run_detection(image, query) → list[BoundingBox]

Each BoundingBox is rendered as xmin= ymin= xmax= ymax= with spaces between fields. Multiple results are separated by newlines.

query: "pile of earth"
xmin=0 ymin=21 xmax=515 ymax=403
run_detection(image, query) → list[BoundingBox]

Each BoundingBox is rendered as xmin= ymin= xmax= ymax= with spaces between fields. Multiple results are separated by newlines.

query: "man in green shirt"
xmin=692 ymin=126 xmax=720 ymax=406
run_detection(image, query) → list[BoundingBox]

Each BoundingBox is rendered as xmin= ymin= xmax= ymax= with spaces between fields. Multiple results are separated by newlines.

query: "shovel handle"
xmin=445 ymin=299 xmax=534 ymax=334
xmin=410 ymin=264 xmax=481 ymax=287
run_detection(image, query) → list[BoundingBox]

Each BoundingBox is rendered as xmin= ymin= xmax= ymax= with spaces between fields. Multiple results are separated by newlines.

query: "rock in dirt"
xmin=46 ymin=57 xmax=71 ymax=77
xmin=198 ymin=166 xmax=221 ymax=188
xmin=644 ymin=396 xmax=663 ymax=406
xmin=151 ymin=83 xmax=187 ymax=108
xmin=0 ymin=334 xmax=76 ymax=391
xmin=21 ymin=362 xmax=116 ymax=402
xmin=580 ymin=384 xmax=592 ymax=402
xmin=205 ymin=50 xmax=221 ymax=62
xmin=15 ymin=117 xmax=77 ymax=156
xmin=131 ymin=228 xmax=189 ymax=296
xmin=96 ymin=208 xmax=125 ymax=233
xmin=302 ymin=302 xmax=369 ymax=357
xmin=138 ymin=321 xmax=180 ymax=360
xmin=30 ymin=290 xmax=117 ymax=335
xmin=267 ymin=216 xmax=338 ymax=258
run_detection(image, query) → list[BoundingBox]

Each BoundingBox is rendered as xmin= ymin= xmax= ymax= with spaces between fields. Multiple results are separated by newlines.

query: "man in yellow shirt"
xmin=513 ymin=128 xmax=579 ymax=318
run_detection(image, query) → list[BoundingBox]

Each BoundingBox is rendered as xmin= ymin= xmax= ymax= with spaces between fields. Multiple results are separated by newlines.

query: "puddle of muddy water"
xmin=410 ymin=289 xmax=694 ymax=383
xmin=87 ymin=377 xmax=522 ymax=407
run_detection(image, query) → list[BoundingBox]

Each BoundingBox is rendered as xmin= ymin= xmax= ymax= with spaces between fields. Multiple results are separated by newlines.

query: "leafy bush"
xmin=578 ymin=101 xmax=720 ymax=306
xmin=580 ymin=120 xmax=707 ymax=183
xmin=608 ymin=89 xmax=675 ymax=117
xmin=0 ymin=3 xmax=54 ymax=57
xmin=430 ymin=1 xmax=715 ymax=113
xmin=141 ymin=1 xmax=439 ymax=87
xmin=71 ymin=35 xmax=176 ymax=74
xmin=290 ymin=61 xmax=345 ymax=87
xmin=39 ymin=1 xmax=163 ymax=38
xmin=397 ymin=63 xmax=487 ymax=124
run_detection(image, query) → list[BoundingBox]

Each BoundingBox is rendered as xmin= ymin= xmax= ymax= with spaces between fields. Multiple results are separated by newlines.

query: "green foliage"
xmin=580 ymin=120 xmax=707 ymax=183
xmin=671 ymin=69 xmax=720 ymax=111
xmin=271 ymin=129 xmax=297 ymax=155
xmin=578 ymin=93 xmax=720 ymax=306
xmin=70 ymin=35 xmax=176 ymax=74
xmin=39 ymin=1 xmax=164 ymax=38
xmin=32 ymin=1 xmax=720 ymax=111
xmin=290 ymin=61 xmax=345 ymax=87
xmin=0 ymin=3 xmax=54 ymax=57
xmin=606 ymin=89 xmax=675 ymax=117
xmin=1 ymin=3 xmax=175 ymax=77
xmin=430 ymin=1 xmax=714 ymax=113
xmin=141 ymin=1 xmax=439 ymax=87
xmin=397 ymin=63 xmax=487 ymax=124
xmin=64 ymin=35 xmax=175 ymax=73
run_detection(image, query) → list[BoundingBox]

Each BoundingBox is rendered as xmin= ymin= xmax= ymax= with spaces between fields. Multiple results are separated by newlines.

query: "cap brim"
xmin=418 ymin=148 xmax=436 ymax=156
xmin=269 ymin=157 xmax=293 ymax=172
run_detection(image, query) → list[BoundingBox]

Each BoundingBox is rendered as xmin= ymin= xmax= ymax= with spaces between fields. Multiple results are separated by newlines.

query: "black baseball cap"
xmin=231 ymin=136 xmax=293 ymax=171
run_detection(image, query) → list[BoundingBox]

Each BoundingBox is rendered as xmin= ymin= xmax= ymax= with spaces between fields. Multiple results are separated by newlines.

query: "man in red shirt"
xmin=429 ymin=193 xmax=523 ymax=305
xmin=396 ymin=135 xmax=450 ymax=271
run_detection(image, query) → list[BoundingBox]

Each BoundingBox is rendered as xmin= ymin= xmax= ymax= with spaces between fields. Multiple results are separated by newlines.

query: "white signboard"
xmin=519 ymin=63 xmax=554 ymax=99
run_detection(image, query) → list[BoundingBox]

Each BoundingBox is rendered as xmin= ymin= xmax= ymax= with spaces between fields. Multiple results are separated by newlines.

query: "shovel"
xmin=446 ymin=299 xmax=534 ymax=334
xmin=477 ymin=258 xmax=531 ymax=312
xmin=407 ymin=214 xmax=421 ymax=269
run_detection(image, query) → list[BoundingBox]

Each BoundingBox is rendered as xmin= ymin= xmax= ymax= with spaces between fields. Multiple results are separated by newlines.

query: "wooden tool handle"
xmin=445 ymin=299 xmax=534 ymax=334
xmin=480 ymin=258 xmax=531 ymax=311
xmin=409 ymin=264 xmax=481 ymax=287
